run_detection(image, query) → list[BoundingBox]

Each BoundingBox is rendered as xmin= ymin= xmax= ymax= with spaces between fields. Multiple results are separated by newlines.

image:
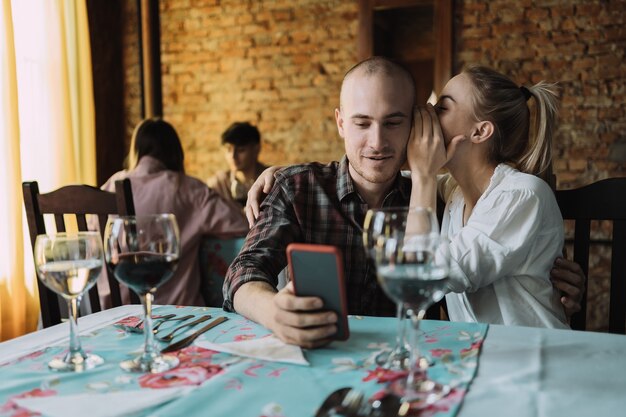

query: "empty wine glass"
xmin=363 ymin=209 xmax=412 ymax=370
xmin=34 ymin=232 xmax=105 ymax=372
xmin=104 ymin=214 xmax=180 ymax=373
xmin=370 ymin=207 xmax=450 ymax=405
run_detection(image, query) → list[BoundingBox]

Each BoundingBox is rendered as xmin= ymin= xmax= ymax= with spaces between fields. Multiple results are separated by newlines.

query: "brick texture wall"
xmin=157 ymin=0 xmax=358 ymax=182
xmin=456 ymin=0 xmax=625 ymax=188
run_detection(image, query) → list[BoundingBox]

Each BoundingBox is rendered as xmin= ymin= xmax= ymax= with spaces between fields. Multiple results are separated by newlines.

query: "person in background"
xmin=102 ymin=118 xmax=248 ymax=306
xmin=207 ymin=122 xmax=268 ymax=208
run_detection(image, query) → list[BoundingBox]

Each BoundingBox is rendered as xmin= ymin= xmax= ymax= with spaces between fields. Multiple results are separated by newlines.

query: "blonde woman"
xmin=409 ymin=66 xmax=568 ymax=327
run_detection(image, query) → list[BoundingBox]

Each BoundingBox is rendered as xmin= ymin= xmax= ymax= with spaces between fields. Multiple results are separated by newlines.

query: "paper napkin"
xmin=196 ymin=335 xmax=309 ymax=366
xmin=14 ymin=386 xmax=194 ymax=417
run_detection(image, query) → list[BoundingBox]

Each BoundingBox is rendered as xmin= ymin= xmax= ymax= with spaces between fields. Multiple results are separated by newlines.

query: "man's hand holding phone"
xmin=267 ymin=281 xmax=338 ymax=349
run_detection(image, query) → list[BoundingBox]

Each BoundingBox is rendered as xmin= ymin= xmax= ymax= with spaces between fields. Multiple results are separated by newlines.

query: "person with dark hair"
xmin=101 ymin=118 xmax=248 ymax=306
xmin=207 ymin=121 xmax=268 ymax=208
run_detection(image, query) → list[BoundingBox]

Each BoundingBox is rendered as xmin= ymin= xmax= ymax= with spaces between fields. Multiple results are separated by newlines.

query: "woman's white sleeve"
xmin=446 ymin=189 xmax=544 ymax=293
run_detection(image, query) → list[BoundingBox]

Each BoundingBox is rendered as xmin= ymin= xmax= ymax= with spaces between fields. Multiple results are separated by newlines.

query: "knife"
xmin=160 ymin=316 xmax=229 ymax=353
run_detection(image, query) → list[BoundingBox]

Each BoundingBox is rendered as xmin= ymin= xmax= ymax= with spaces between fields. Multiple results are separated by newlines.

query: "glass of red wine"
xmin=104 ymin=214 xmax=180 ymax=373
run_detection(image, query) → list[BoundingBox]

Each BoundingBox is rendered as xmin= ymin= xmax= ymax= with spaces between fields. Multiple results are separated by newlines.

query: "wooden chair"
xmin=555 ymin=178 xmax=626 ymax=333
xmin=23 ymin=179 xmax=137 ymax=328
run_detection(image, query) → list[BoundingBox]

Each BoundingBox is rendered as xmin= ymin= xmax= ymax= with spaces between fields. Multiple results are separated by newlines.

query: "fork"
xmin=115 ymin=313 xmax=177 ymax=333
xmin=156 ymin=315 xmax=212 ymax=342
xmin=152 ymin=314 xmax=194 ymax=333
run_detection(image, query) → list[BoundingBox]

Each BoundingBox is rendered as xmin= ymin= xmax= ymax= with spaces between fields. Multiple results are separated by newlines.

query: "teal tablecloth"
xmin=0 ymin=306 xmax=487 ymax=417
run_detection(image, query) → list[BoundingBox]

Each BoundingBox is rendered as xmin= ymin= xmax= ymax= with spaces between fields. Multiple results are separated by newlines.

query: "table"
xmin=1 ymin=306 xmax=625 ymax=417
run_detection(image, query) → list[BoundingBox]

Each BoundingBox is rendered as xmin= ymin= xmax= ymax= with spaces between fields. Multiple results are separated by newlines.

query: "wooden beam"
xmin=358 ymin=0 xmax=374 ymax=61
xmin=433 ymin=0 xmax=453 ymax=95
xmin=373 ymin=0 xmax=433 ymax=10
xmin=86 ymin=0 xmax=126 ymax=185
xmin=140 ymin=0 xmax=162 ymax=117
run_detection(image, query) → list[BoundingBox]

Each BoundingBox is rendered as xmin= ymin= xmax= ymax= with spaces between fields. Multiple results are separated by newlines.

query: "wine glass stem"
xmin=395 ymin=303 xmax=407 ymax=348
xmin=407 ymin=312 xmax=426 ymax=387
xmin=141 ymin=293 xmax=157 ymax=359
xmin=67 ymin=298 xmax=83 ymax=356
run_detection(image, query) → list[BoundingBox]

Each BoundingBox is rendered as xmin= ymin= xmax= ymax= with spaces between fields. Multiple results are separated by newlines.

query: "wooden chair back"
xmin=555 ymin=178 xmax=626 ymax=333
xmin=22 ymin=179 xmax=136 ymax=328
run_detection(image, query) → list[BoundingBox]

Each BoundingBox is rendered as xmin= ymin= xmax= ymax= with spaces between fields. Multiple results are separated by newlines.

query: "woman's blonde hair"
xmin=464 ymin=66 xmax=559 ymax=181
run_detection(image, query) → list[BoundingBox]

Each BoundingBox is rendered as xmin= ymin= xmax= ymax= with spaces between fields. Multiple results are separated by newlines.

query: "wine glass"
xmin=370 ymin=207 xmax=450 ymax=405
xmin=104 ymin=214 xmax=180 ymax=373
xmin=363 ymin=209 xmax=412 ymax=370
xmin=33 ymin=232 xmax=105 ymax=372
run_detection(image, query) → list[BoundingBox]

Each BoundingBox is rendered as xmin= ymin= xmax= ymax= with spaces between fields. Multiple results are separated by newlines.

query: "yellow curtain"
xmin=0 ymin=0 xmax=32 ymax=341
xmin=0 ymin=0 xmax=96 ymax=341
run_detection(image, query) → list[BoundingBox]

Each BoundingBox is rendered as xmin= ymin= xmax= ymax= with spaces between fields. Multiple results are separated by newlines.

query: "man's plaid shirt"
xmin=223 ymin=155 xmax=411 ymax=317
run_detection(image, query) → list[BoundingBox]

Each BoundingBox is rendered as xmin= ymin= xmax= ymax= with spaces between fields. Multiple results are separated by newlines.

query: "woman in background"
xmin=102 ymin=118 xmax=248 ymax=306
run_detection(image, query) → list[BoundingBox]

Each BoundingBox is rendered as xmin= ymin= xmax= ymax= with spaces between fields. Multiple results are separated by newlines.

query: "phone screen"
xmin=286 ymin=243 xmax=349 ymax=340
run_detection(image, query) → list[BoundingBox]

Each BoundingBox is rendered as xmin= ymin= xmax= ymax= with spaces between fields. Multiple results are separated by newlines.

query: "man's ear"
xmin=470 ymin=121 xmax=494 ymax=144
xmin=335 ymin=108 xmax=345 ymax=139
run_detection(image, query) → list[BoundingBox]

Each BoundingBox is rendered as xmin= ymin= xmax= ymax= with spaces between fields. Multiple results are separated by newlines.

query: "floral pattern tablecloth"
xmin=0 ymin=306 xmax=488 ymax=417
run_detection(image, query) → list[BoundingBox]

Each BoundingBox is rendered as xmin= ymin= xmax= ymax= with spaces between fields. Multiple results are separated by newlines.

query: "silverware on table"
xmin=114 ymin=313 xmax=177 ymax=333
xmin=156 ymin=315 xmax=212 ymax=342
xmin=161 ymin=316 xmax=229 ymax=353
xmin=152 ymin=314 xmax=194 ymax=333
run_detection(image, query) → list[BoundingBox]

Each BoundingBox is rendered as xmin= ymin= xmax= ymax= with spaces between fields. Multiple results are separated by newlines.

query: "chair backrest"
xmin=199 ymin=236 xmax=246 ymax=307
xmin=22 ymin=179 xmax=136 ymax=328
xmin=555 ymin=177 xmax=626 ymax=333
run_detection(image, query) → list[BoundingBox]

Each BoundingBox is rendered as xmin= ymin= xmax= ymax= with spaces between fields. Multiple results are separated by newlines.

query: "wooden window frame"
xmin=357 ymin=0 xmax=453 ymax=95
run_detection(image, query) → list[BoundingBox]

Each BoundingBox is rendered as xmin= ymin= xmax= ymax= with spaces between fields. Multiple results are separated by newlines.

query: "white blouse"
xmin=440 ymin=164 xmax=569 ymax=328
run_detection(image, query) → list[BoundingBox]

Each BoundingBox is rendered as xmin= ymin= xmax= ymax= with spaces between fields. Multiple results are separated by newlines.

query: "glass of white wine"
xmin=364 ymin=209 xmax=413 ymax=370
xmin=34 ymin=232 xmax=105 ymax=372
xmin=104 ymin=214 xmax=180 ymax=373
xmin=371 ymin=207 xmax=451 ymax=405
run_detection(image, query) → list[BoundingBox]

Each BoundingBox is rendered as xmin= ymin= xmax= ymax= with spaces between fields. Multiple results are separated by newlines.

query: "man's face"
xmin=223 ymin=143 xmax=260 ymax=172
xmin=335 ymin=71 xmax=414 ymax=188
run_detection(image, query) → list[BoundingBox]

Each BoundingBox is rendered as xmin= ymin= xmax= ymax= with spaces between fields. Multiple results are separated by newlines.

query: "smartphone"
xmin=286 ymin=243 xmax=350 ymax=341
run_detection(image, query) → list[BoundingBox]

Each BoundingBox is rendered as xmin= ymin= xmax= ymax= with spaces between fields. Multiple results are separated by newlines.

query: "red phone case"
xmin=286 ymin=243 xmax=350 ymax=340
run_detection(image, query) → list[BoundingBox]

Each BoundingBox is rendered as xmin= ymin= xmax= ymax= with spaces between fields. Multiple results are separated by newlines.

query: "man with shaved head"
xmin=223 ymin=57 xmax=585 ymax=348
xmin=224 ymin=57 xmax=421 ymax=348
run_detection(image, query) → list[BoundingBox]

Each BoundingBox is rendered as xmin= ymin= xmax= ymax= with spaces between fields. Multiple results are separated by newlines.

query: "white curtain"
xmin=0 ymin=0 xmax=96 ymax=341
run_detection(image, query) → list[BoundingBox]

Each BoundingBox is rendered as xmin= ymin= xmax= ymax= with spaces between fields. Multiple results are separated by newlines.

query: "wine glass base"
xmin=376 ymin=348 xmax=410 ymax=371
xmin=390 ymin=378 xmax=451 ymax=408
xmin=48 ymin=353 xmax=104 ymax=372
xmin=120 ymin=354 xmax=179 ymax=373
xmin=376 ymin=349 xmax=432 ymax=371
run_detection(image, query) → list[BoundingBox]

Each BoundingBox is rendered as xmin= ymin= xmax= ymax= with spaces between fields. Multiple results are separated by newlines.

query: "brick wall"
xmin=156 ymin=0 xmax=358 ymax=182
xmin=456 ymin=0 xmax=625 ymax=188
